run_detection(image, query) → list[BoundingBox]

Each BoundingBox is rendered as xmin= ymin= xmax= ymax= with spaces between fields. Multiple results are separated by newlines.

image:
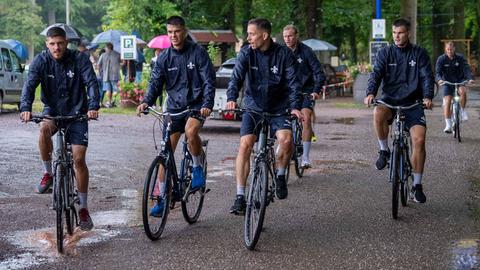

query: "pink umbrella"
xmin=147 ymin=35 xmax=171 ymax=49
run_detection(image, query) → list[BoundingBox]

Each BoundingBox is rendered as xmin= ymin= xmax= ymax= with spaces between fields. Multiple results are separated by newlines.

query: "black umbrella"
xmin=40 ymin=23 xmax=83 ymax=42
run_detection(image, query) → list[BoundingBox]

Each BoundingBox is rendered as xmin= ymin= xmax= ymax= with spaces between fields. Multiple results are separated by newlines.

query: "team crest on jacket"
xmin=408 ymin=60 xmax=416 ymax=67
xmin=187 ymin=62 xmax=195 ymax=69
xmin=67 ymin=70 xmax=74 ymax=78
xmin=455 ymin=62 xmax=459 ymax=66
xmin=270 ymin=65 xmax=278 ymax=74
xmin=297 ymin=57 xmax=303 ymax=63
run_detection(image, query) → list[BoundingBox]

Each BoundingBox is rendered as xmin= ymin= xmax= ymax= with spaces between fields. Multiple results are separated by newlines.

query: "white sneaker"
xmin=444 ymin=125 xmax=452 ymax=133
xmin=301 ymin=159 xmax=312 ymax=169
xmin=461 ymin=111 xmax=468 ymax=121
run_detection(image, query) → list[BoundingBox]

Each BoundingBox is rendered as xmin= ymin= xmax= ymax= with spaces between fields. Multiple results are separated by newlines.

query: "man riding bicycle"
xmin=283 ymin=24 xmax=325 ymax=168
xmin=136 ymin=16 xmax=215 ymax=217
xmin=226 ymin=18 xmax=302 ymax=215
xmin=435 ymin=41 xmax=474 ymax=133
xmin=20 ymin=27 xmax=100 ymax=230
xmin=364 ymin=18 xmax=434 ymax=203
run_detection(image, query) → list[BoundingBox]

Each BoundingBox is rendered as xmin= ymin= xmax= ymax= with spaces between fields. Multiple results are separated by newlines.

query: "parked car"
xmin=212 ymin=58 xmax=243 ymax=120
xmin=0 ymin=40 xmax=25 ymax=113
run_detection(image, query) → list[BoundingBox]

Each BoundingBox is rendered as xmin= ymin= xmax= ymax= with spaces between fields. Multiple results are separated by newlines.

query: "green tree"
xmin=0 ymin=0 xmax=45 ymax=61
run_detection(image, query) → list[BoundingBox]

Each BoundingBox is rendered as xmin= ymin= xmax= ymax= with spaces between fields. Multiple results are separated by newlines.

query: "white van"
xmin=0 ymin=40 xmax=25 ymax=112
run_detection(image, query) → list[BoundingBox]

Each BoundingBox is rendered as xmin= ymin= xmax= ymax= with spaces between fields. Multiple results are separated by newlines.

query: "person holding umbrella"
xmin=136 ymin=16 xmax=215 ymax=217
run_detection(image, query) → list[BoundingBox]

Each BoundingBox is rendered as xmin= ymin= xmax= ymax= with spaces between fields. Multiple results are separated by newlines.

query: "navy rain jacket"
xmin=227 ymin=40 xmax=302 ymax=112
xmin=435 ymin=53 xmax=473 ymax=83
xmin=367 ymin=43 xmax=434 ymax=105
xmin=143 ymin=40 xmax=216 ymax=110
xmin=292 ymin=42 xmax=325 ymax=94
xmin=20 ymin=49 xmax=100 ymax=116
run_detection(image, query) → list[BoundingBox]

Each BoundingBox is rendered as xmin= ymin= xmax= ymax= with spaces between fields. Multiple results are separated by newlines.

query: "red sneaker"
xmin=78 ymin=208 xmax=94 ymax=231
xmin=36 ymin=173 xmax=53 ymax=194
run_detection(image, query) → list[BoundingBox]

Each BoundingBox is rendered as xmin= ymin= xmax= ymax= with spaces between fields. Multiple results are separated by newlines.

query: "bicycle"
xmin=440 ymin=80 xmax=469 ymax=142
xmin=286 ymin=115 xmax=304 ymax=182
xmin=29 ymin=115 xmax=88 ymax=253
xmin=141 ymin=107 xmax=209 ymax=241
xmin=232 ymin=109 xmax=290 ymax=250
xmin=286 ymin=93 xmax=314 ymax=183
xmin=373 ymin=100 xmax=423 ymax=219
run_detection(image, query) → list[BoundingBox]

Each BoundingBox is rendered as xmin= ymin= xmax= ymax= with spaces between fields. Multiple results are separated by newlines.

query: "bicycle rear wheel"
xmin=65 ymin=167 xmax=76 ymax=235
xmin=244 ymin=160 xmax=269 ymax=250
xmin=181 ymin=153 xmax=206 ymax=224
xmin=142 ymin=156 xmax=172 ymax=241
xmin=390 ymin=145 xmax=400 ymax=219
xmin=55 ymin=165 xmax=65 ymax=253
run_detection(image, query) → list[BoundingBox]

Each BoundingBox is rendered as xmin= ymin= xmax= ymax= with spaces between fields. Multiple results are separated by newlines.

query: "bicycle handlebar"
xmin=439 ymin=80 xmax=470 ymax=87
xmin=143 ymin=107 xmax=200 ymax=118
xmin=372 ymin=99 xmax=424 ymax=110
xmin=29 ymin=114 xmax=90 ymax=124
xmin=220 ymin=108 xmax=289 ymax=118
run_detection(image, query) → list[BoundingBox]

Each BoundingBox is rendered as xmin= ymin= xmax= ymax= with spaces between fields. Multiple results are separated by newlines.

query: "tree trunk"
xmin=400 ymin=0 xmax=417 ymax=44
xmin=431 ymin=0 xmax=443 ymax=64
xmin=453 ymin=2 xmax=465 ymax=55
xmin=241 ymin=0 xmax=252 ymax=41
xmin=305 ymin=0 xmax=317 ymax=38
xmin=349 ymin=23 xmax=358 ymax=63
xmin=48 ymin=9 xmax=55 ymax=25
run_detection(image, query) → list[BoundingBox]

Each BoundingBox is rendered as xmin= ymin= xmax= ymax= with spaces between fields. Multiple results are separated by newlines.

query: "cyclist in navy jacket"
xmin=283 ymin=24 xmax=325 ymax=169
xmin=137 ymin=16 xmax=215 ymax=217
xmin=226 ymin=18 xmax=302 ymax=215
xmin=435 ymin=41 xmax=474 ymax=132
xmin=364 ymin=18 xmax=434 ymax=204
xmin=20 ymin=27 xmax=99 ymax=230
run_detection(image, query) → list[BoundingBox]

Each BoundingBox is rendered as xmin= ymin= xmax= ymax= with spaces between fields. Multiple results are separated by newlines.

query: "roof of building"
xmin=189 ymin=30 xmax=237 ymax=44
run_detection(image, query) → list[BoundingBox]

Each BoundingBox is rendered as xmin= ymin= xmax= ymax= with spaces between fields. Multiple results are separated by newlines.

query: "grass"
xmin=333 ymin=102 xmax=366 ymax=109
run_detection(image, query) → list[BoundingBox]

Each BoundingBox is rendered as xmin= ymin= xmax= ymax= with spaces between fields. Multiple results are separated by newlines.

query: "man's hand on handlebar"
xmin=423 ymin=98 xmax=433 ymax=110
xmin=311 ymin=92 xmax=320 ymax=100
xmin=364 ymin=94 xmax=375 ymax=107
xmin=200 ymin=107 xmax=211 ymax=118
xmin=225 ymin=101 xmax=236 ymax=111
xmin=87 ymin=110 xmax=99 ymax=120
xmin=20 ymin=111 xmax=32 ymax=122
xmin=136 ymin=103 xmax=148 ymax=116
xmin=291 ymin=109 xmax=303 ymax=121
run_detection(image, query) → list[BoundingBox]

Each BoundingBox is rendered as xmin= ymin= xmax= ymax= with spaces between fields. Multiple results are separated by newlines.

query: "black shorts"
xmin=385 ymin=105 xmax=426 ymax=130
xmin=163 ymin=110 xmax=204 ymax=137
xmin=440 ymin=84 xmax=456 ymax=97
xmin=240 ymin=112 xmax=291 ymax=137
xmin=57 ymin=120 xmax=89 ymax=147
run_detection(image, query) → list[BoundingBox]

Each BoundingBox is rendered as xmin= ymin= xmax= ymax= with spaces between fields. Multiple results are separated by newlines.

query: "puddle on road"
xmin=452 ymin=239 xmax=478 ymax=269
xmin=0 ymin=191 xmax=10 ymax=198
xmin=1 ymin=188 xmax=139 ymax=269
xmin=333 ymin=117 xmax=355 ymax=125
xmin=1 ymin=228 xmax=121 ymax=269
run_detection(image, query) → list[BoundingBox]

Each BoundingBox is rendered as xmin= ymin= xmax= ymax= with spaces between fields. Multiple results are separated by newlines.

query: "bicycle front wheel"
xmin=244 ymin=160 xmax=269 ymax=250
xmin=293 ymin=121 xmax=304 ymax=178
xmin=65 ymin=167 xmax=76 ymax=235
xmin=142 ymin=156 xmax=172 ymax=241
xmin=399 ymin=149 xmax=410 ymax=207
xmin=181 ymin=154 xmax=206 ymax=224
xmin=390 ymin=145 xmax=400 ymax=219
xmin=453 ymin=103 xmax=461 ymax=142
xmin=55 ymin=165 xmax=65 ymax=253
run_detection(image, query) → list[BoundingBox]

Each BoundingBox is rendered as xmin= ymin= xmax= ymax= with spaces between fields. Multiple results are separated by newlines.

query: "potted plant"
xmin=118 ymin=81 xmax=146 ymax=108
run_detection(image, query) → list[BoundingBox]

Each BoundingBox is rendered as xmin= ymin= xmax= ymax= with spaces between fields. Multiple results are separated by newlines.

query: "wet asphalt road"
xmin=1 ymin=89 xmax=480 ymax=269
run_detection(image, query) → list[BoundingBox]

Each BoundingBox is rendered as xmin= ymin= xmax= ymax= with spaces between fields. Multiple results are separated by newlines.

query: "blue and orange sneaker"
xmin=150 ymin=198 xmax=165 ymax=217
xmin=191 ymin=166 xmax=205 ymax=190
